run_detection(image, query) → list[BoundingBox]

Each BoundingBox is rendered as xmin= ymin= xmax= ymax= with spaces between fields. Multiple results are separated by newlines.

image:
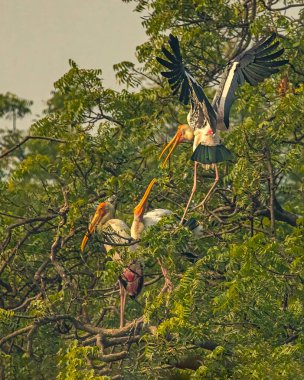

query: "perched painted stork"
xmin=81 ymin=201 xmax=143 ymax=328
xmin=131 ymin=178 xmax=174 ymax=293
xmin=157 ymin=33 xmax=288 ymax=222
xmin=131 ymin=177 xmax=206 ymax=292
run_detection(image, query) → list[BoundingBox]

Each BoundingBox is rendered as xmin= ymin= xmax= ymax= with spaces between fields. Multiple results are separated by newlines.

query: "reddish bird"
xmin=157 ymin=33 xmax=288 ymax=222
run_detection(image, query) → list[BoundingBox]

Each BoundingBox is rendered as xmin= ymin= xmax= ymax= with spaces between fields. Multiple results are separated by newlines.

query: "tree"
xmin=0 ymin=1 xmax=303 ymax=379
xmin=0 ymin=92 xmax=33 ymax=131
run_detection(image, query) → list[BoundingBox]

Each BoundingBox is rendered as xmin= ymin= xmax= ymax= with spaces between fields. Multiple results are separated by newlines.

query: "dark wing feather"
xmin=156 ymin=34 xmax=216 ymax=129
xmin=168 ymin=33 xmax=182 ymax=60
xmin=156 ymin=56 xmax=177 ymax=70
xmin=256 ymin=48 xmax=284 ymax=61
xmin=242 ymin=68 xmax=259 ymax=85
xmin=213 ymin=33 xmax=288 ymax=130
xmin=161 ymin=70 xmax=180 ymax=79
xmin=168 ymin=72 xmax=184 ymax=85
xmin=161 ymin=46 xmax=178 ymax=64
xmin=255 ymin=41 xmax=279 ymax=57
xmin=179 ymin=79 xmax=189 ymax=104
xmin=254 ymin=33 xmax=277 ymax=53
xmin=261 ymin=59 xmax=289 ymax=67
xmin=251 ymin=63 xmax=278 ymax=75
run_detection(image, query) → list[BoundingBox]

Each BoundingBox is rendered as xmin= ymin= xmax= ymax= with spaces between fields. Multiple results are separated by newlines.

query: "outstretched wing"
xmin=156 ymin=34 xmax=216 ymax=129
xmin=213 ymin=33 xmax=288 ymax=130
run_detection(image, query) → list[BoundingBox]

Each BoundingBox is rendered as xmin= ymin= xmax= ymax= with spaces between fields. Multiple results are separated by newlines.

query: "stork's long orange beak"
xmin=81 ymin=202 xmax=106 ymax=252
xmin=134 ymin=178 xmax=157 ymax=217
xmin=159 ymin=128 xmax=183 ymax=168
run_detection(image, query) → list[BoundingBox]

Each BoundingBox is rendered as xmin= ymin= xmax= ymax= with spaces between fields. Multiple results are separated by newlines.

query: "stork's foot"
xmin=180 ymin=215 xmax=186 ymax=226
xmin=190 ymin=197 xmax=208 ymax=212
xmin=191 ymin=170 xmax=219 ymax=212
xmin=159 ymin=261 xmax=173 ymax=295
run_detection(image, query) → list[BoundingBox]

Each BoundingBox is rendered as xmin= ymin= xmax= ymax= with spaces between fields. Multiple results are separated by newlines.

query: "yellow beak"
xmin=159 ymin=130 xmax=182 ymax=168
xmin=134 ymin=178 xmax=157 ymax=217
xmin=81 ymin=205 xmax=105 ymax=252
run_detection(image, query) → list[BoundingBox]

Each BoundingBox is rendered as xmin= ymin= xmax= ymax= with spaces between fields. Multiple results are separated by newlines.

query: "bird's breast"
xmin=193 ymin=129 xmax=220 ymax=149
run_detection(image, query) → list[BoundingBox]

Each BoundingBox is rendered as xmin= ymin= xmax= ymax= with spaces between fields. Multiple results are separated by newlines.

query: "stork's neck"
xmin=131 ymin=215 xmax=145 ymax=240
xmin=97 ymin=203 xmax=115 ymax=231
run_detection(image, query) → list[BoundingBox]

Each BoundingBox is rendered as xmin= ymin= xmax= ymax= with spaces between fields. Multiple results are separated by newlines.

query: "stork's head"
xmin=159 ymin=124 xmax=194 ymax=168
xmin=133 ymin=178 xmax=157 ymax=220
xmin=80 ymin=201 xmax=114 ymax=252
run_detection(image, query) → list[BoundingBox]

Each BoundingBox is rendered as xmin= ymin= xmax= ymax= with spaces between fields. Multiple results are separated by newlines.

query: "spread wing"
xmin=213 ymin=33 xmax=288 ymax=130
xmin=156 ymin=34 xmax=216 ymax=130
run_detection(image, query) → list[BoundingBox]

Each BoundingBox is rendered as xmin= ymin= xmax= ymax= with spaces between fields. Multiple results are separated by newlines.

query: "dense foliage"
xmin=1 ymin=1 xmax=303 ymax=379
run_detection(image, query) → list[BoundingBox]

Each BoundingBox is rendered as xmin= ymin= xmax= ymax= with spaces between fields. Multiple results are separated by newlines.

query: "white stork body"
xmin=143 ymin=208 xmax=173 ymax=228
xmin=101 ymin=218 xmax=137 ymax=255
xmin=139 ymin=208 xmax=204 ymax=239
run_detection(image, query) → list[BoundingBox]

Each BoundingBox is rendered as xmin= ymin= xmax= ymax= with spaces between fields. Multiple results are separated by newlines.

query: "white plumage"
xmin=142 ymin=208 xmax=173 ymax=227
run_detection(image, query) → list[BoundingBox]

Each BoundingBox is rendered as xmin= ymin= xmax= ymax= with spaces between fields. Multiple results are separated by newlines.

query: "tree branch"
xmin=0 ymin=135 xmax=66 ymax=159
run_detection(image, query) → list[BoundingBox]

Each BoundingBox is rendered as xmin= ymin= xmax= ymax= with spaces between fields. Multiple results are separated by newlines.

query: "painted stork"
xmin=131 ymin=178 xmax=174 ymax=293
xmin=157 ymin=33 xmax=288 ymax=222
xmin=80 ymin=201 xmax=143 ymax=328
xmin=131 ymin=177 xmax=206 ymax=292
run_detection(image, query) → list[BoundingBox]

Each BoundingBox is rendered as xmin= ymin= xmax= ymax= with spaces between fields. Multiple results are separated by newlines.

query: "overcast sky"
xmin=0 ymin=0 xmax=146 ymax=131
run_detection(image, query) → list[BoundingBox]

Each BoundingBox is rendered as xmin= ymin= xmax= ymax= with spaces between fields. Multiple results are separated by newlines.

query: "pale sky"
xmin=0 ymin=0 xmax=146 ymax=131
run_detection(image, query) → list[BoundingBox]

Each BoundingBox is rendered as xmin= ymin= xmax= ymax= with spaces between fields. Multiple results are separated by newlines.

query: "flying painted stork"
xmin=157 ymin=33 xmax=288 ymax=222
xmin=81 ymin=201 xmax=143 ymax=328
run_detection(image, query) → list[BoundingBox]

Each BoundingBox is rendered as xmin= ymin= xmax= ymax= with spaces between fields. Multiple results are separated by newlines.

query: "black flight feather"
xmin=255 ymin=41 xmax=280 ymax=57
xmin=161 ymin=70 xmax=180 ymax=79
xmin=256 ymin=48 xmax=285 ymax=62
xmin=245 ymin=66 xmax=267 ymax=82
xmin=168 ymin=34 xmax=182 ymax=60
xmin=254 ymin=33 xmax=277 ymax=53
xmin=251 ymin=63 xmax=279 ymax=75
xmin=241 ymin=69 xmax=259 ymax=86
xmin=262 ymin=59 xmax=289 ymax=67
xmin=161 ymin=47 xmax=178 ymax=64
xmin=156 ymin=56 xmax=177 ymax=70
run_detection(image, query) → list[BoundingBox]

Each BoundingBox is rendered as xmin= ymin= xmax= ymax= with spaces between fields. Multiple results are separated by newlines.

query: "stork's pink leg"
xmin=158 ymin=259 xmax=173 ymax=294
xmin=192 ymin=164 xmax=219 ymax=211
xmin=180 ymin=162 xmax=198 ymax=225
xmin=119 ymin=282 xmax=127 ymax=328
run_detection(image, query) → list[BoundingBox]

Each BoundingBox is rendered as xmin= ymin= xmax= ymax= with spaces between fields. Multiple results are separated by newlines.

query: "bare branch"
xmin=0 ymin=135 xmax=66 ymax=159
